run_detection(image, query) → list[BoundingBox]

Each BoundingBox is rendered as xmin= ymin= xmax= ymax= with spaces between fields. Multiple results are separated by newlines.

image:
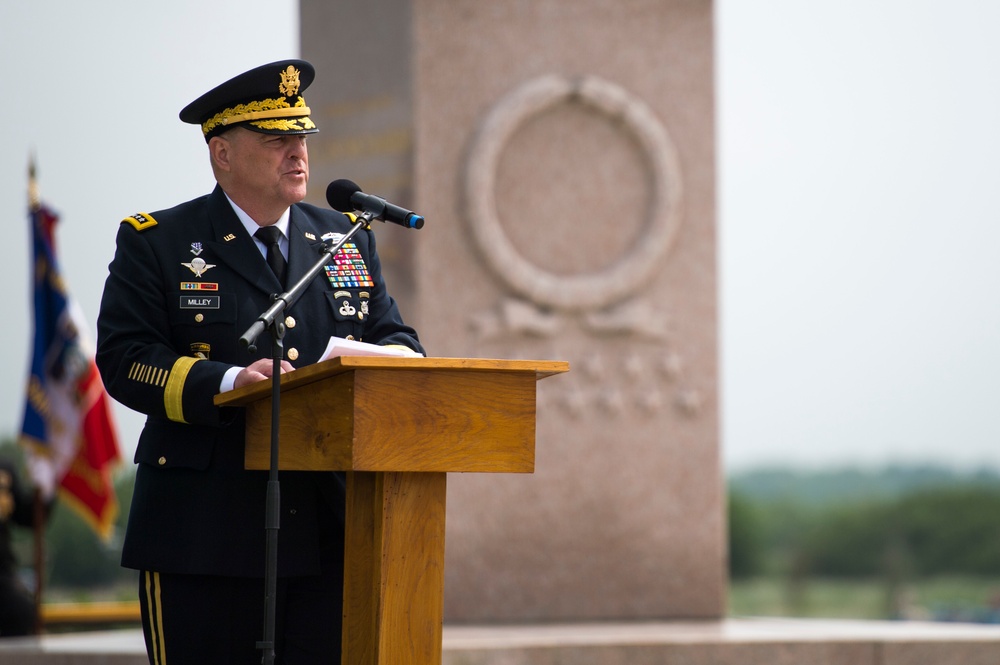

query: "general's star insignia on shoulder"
xmin=121 ymin=213 xmax=158 ymax=231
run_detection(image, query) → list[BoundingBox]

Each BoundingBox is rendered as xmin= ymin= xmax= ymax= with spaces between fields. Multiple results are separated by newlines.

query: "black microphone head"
xmin=326 ymin=179 xmax=362 ymax=212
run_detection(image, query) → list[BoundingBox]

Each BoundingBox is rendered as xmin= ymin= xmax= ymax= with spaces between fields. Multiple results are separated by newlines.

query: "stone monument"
xmin=302 ymin=0 xmax=723 ymax=622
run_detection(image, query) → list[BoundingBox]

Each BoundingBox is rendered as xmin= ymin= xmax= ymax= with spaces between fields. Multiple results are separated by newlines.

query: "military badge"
xmin=182 ymin=257 xmax=216 ymax=278
xmin=338 ymin=300 xmax=357 ymax=317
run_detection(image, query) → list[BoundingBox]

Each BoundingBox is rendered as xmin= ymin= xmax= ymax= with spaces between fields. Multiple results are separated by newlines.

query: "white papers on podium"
xmin=320 ymin=336 xmax=420 ymax=361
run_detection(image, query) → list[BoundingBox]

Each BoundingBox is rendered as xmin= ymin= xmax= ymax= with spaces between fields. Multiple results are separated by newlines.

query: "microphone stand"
xmin=240 ymin=212 xmax=374 ymax=665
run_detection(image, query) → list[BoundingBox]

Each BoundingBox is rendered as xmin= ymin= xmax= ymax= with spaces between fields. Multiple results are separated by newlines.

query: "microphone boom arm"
xmin=240 ymin=209 xmax=373 ymax=665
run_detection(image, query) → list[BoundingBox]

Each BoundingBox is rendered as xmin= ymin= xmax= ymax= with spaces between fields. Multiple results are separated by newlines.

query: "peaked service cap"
xmin=179 ymin=59 xmax=319 ymax=141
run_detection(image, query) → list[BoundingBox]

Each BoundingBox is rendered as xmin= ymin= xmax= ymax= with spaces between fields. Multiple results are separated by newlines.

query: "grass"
xmin=728 ymin=575 xmax=1000 ymax=623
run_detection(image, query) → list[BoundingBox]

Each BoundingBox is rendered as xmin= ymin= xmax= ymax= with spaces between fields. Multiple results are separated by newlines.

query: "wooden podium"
xmin=215 ymin=356 xmax=568 ymax=664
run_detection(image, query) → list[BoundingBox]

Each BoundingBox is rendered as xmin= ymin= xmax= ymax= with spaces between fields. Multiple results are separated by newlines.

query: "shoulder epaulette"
xmin=121 ymin=212 xmax=158 ymax=231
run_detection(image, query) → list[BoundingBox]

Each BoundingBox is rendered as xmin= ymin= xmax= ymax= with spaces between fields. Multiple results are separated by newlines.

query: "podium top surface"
xmin=214 ymin=356 xmax=569 ymax=408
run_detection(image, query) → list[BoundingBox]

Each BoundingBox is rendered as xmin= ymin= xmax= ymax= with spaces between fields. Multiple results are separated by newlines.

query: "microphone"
xmin=326 ymin=179 xmax=425 ymax=229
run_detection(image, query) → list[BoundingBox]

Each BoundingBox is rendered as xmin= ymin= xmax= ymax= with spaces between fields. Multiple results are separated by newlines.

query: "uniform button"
xmin=357 ymin=312 xmax=364 ymax=320
xmin=287 ymin=348 xmax=299 ymax=361
xmin=158 ymin=456 xmax=167 ymax=466
xmin=285 ymin=316 xmax=296 ymax=329
xmin=345 ymin=335 xmax=355 ymax=341
xmin=194 ymin=313 xmax=204 ymax=323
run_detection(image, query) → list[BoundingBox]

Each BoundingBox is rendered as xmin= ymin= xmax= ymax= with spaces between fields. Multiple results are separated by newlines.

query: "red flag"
xmin=19 ymin=173 xmax=122 ymax=540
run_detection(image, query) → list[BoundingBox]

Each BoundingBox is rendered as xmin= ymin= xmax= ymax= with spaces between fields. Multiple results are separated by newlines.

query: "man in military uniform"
xmin=96 ymin=60 xmax=423 ymax=664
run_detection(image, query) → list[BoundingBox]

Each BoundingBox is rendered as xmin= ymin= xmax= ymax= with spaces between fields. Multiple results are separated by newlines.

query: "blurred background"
xmin=1 ymin=0 xmax=999 ymax=628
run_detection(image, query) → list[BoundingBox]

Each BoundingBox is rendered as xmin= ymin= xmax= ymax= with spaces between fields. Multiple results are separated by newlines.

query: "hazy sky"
xmin=718 ymin=1 xmax=1000 ymax=470
xmin=1 ymin=1 xmax=998 ymax=472
xmin=0 ymin=0 xmax=301 ymax=465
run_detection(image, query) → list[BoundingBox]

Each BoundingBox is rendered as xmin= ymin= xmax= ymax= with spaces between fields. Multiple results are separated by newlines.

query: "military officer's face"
xmin=219 ymin=127 xmax=310 ymax=212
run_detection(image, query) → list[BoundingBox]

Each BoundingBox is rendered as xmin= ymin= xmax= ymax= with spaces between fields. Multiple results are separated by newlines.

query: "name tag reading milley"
xmin=179 ymin=295 xmax=221 ymax=309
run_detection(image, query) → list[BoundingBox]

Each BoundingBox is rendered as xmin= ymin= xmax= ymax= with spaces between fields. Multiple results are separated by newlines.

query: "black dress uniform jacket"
xmin=96 ymin=185 xmax=422 ymax=578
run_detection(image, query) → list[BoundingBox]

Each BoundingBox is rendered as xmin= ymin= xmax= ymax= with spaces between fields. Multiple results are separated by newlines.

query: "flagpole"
xmin=28 ymin=156 xmax=45 ymax=635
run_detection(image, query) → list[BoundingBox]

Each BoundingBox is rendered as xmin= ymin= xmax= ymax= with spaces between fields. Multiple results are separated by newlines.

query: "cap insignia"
xmin=279 ymin=66 xmax=301 ymax=97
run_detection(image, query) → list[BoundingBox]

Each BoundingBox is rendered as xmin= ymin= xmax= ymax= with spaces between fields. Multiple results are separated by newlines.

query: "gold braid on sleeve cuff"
xmin=164 ymin=357 xmax=203 ymax=423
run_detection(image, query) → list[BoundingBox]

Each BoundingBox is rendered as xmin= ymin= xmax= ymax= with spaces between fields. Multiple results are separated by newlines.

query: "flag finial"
xmin=28 ymin=154 xmax=39 ymax=211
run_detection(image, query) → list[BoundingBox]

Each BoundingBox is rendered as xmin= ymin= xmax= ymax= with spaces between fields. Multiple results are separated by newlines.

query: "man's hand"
xmin=234 ymin=357 xmax=294 ymax=390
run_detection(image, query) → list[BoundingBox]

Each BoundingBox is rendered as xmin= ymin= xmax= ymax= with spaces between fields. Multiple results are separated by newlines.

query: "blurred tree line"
xmin=9 ymin=434 xmax=1000 ymax=603
xmin=729 ymin=466 xmax=1000 ymax=581
xmin=44 ymin=466 xmax=135 ymax=591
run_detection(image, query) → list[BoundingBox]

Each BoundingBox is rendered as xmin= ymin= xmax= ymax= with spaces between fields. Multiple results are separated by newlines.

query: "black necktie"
xmin=254 ymin=226 xmax=287 ymax=286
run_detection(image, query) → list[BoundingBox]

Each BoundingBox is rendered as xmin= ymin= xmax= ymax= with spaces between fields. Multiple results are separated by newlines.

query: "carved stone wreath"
xmin=464 ymin=75 xmax=684 ymax=311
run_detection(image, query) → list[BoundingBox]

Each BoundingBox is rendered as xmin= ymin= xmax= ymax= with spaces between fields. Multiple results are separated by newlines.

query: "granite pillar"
xmin=301 ymin=0 xmax=723 ymax=622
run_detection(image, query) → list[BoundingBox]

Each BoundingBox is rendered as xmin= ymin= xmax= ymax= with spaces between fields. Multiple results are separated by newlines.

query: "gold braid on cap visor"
xmin=201 ymin=96 xmax=313 ymax=135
